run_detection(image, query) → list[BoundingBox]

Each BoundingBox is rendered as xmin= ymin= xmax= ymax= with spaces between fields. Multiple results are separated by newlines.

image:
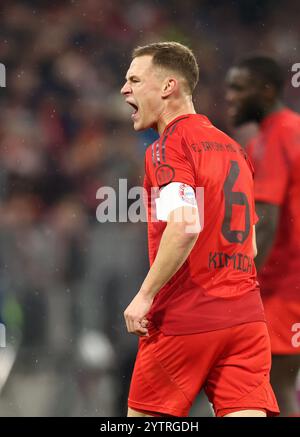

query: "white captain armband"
xmin=155 ymin=182 xmax=198 ymax=221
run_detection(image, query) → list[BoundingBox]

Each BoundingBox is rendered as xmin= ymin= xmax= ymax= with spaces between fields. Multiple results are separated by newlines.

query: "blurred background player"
xmin=122 ymin=42 xmax=279 ymax=417
xmin=226 ymin=55 xmax=300 ymax=416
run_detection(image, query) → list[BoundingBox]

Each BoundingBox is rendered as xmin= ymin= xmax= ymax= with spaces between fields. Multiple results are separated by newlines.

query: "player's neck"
xmin=261 ymin=100 xmax=284 ymax=122
xmin=156 ymin=99 xmax=196 ymax=135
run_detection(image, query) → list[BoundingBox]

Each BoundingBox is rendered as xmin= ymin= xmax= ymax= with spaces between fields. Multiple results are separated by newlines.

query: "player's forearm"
xmin=139 ymin=222 xmax=199 ymax=299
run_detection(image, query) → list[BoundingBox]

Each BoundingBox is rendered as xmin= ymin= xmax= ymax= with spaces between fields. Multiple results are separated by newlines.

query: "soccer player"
xmin=226 ymin=56 xmax=300 ymax=416
xmin=121 ymin=42 xmax=279 ymax=417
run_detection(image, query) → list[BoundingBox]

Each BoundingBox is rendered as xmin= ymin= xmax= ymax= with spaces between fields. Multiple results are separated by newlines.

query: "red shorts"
xmin=128 ymin=321 xmax=279 ymax=417
xmin=262 ymin=295 xmax=300 ymax=355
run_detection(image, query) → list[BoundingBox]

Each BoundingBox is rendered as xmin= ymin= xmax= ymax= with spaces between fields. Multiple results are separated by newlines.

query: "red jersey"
xmin=247 ymin=108 xmax=300 ymax=299
xmin=144 ymin=114 xmax=265 ymax=335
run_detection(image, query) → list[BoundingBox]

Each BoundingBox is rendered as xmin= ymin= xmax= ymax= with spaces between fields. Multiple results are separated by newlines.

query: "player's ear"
xmin=161 ymin=78 xmax=177 ymax=98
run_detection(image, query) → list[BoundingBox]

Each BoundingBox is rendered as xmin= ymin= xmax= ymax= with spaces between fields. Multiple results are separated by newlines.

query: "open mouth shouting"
xmin=127 ymin=101 xmax=139 ymax=120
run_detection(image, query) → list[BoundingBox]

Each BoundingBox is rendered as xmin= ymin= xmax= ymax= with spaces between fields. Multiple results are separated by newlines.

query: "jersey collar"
xmin=161 ymin=113 xmax=211 ymax=136
xmin=161 ymin=114 xmax=192 ymax=136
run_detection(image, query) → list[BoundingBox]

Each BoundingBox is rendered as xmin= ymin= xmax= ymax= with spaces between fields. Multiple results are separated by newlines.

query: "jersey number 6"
xmin=221 ymin=160 xmax=250 ymax=244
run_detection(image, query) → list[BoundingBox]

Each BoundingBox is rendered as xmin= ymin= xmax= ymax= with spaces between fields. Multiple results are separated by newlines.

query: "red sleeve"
xmin=248 ymin=135 xmax=289 ymax=206
xmin=146 ymin=130 xmax=196 ymax=189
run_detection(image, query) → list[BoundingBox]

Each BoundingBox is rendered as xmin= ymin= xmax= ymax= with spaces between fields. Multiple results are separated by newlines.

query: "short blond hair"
xmin=132 ymin=41 xmax=199 ymax=94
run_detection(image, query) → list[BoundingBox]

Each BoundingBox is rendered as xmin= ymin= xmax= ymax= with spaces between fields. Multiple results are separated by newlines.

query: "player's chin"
xmin=133 ymin=122 xmax=143 ymax=131
xmin=133 ymin=119 xmax=148 ymax=131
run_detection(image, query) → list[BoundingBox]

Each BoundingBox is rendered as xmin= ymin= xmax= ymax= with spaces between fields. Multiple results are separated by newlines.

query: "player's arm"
xmin=124 ymin=183 xmax=200 ymax=336
xmin=249 ymin=134 xmax=288 ymax=270
xmin=140 ymin=204 xmax=200 ymax=296
xmin=254 ymin=201 xmax=280 ymax=270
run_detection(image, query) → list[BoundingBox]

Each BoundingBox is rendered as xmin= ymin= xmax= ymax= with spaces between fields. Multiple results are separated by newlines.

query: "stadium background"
xmin=0 ymin=0 xmax=299 ymax=416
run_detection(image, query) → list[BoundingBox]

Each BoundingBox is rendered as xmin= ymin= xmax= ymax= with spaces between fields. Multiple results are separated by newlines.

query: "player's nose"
xmin=120 ymin=82 xmax=131 ymax=95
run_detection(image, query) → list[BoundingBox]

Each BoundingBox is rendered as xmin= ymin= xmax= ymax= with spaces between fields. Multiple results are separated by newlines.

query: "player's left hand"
xmin=124 ymin=292 xmax=153 ymax=337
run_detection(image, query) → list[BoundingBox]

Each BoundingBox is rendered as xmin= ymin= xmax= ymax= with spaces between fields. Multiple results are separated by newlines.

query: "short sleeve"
xmin=145 ymin=130 xmax=196 ymax=189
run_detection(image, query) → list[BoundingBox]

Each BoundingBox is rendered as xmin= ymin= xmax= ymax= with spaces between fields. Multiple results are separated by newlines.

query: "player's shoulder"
xmin=270 ymin=108 xmax=300 ymax=132
xmin=164 ymin=113 xmax=224 ymax=152
xmin=280 ymin=107 xmax=300 ymax=123
xmin=275 ymin=108 xmax=300 ymax=148
xmin=283 ymin=109 xmax=300 ymax=137
xmin=165 ymin=113 xmax=247 ymax=158
xmin=145 ymin=116 xmax=189 ymax=162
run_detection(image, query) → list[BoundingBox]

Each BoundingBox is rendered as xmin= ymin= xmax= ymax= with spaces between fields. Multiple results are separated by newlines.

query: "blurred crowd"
xmin=0 ymin=0 xmax=299 ymax=416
